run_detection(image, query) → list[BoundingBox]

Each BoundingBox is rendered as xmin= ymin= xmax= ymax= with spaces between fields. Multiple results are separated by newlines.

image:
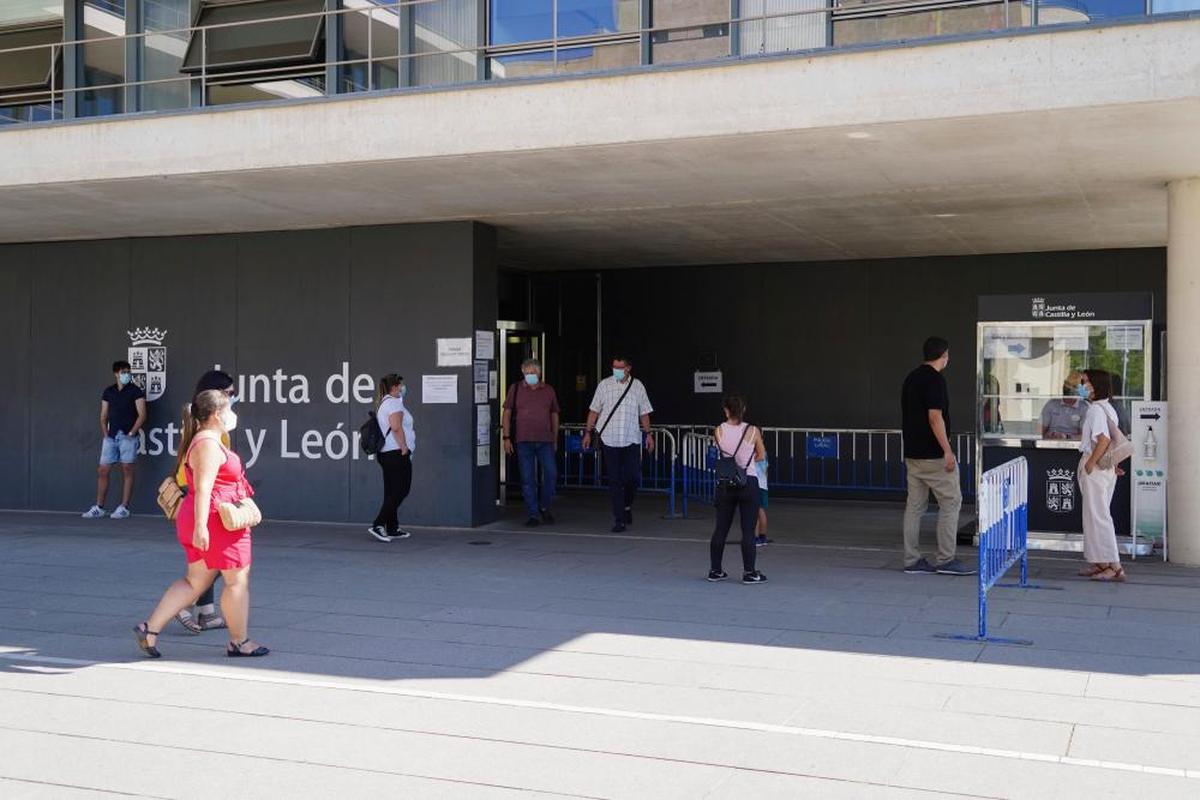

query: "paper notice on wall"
xmin=1052 ymin=326 xmax=1089 ymax=351
xmin=436 ymin=338 xmax=472 ymax=367
xmin=422 ymin=374 xmax=458 ymax=404
xmin=474 ymin=360 xmax=489 ymax=382
xmin=474 ymin=382 xmax=488 ymax=404
xmin=476 ymin=404 xmax=491 ymax=445
xmin=476 ymin=445 xmax=491 ymax=467
xmin=475 ymin=331 xmax=495 ymax=361
xmin=1106 ymin=325 xmax=1143 ymax=351
xmin=489 ymin=371 xmax=498 ymax=399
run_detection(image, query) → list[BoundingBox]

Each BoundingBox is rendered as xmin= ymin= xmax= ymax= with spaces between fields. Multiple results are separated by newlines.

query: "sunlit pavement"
xmin=1 ymin=501 xmax=1198 ymax=799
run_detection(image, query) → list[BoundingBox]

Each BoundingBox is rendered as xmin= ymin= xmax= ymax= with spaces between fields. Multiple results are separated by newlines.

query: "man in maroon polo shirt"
xmin=502 ymin=358 xmax=561 ymax=526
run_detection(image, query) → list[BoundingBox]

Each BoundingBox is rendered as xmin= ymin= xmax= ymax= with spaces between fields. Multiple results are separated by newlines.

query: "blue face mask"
xmin=1076 ymin=384 xmax=1089 ymax=399
xmin=117 ymin=372 xmax=132 ymax=386
xmin=524 ymin=373 xmax=539 ymax=386
xmin=229 ymin=394 xmax=239 ymax=407
xmin=400 ymin=385 xmax=408 ymax=398
xmin=613 ymin=368 xmax=626 ymax=382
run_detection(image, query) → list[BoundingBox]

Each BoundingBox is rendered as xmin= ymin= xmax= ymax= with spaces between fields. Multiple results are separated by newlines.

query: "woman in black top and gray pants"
xmin=708 ymin=395 xmax=768 ymax=585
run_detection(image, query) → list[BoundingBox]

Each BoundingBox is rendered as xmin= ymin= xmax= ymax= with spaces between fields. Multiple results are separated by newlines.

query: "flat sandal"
xmin=1091 ymin=565 xmax=1126 ymax=582
xmin=227 ymin=638 xmax=269 ymax=658
xmin=1078 ymin=564 xmax=1105 ymax=577
xmin=132 ymin=622 xmax=162 ymax=658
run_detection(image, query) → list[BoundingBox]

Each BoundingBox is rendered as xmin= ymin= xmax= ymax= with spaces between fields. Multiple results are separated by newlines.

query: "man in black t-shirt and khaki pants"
xmin=900 ymin=337 xmax=975 ymax=576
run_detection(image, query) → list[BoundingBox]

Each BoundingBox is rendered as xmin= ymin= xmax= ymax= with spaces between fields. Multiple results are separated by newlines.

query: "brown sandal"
xmin=1078 ymin=564 xmax=1105 ymax=577
xmin=1091 ymin=565 xmax=1126 ymax=582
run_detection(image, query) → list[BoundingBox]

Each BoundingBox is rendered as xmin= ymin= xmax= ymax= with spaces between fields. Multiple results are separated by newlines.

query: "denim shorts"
xmin=100 ymin=432 xmax=139 ymax=465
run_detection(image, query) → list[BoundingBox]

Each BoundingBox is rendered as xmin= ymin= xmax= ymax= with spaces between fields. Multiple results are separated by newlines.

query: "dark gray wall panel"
xmin=347 ymin=222 xmax=492 ymax=528
xmin=128 ymin=235 xmax=241 ymax=512
xmin=233 ymin=229 xmax=353 ymax=522
xmin=30 ymin=240 xmax=132 ymax=510
xmin=0 ymin=249 xmax=32 ymax=508
xmin=544 ymin=248 xmax=1166 ymax=432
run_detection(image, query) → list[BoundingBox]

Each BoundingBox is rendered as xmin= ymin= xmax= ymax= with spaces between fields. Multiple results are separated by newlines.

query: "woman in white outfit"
xmin=1077 ymin=369 xmax=1126 ymax=582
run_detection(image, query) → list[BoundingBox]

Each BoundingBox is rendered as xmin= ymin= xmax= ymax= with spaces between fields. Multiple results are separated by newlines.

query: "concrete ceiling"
xmin=2 ymin=98 xmax=1193 ymax=269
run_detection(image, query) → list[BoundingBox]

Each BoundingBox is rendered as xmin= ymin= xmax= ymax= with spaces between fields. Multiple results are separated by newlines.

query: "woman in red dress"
xmin=134 ymin=389 xmax=268 ymax=658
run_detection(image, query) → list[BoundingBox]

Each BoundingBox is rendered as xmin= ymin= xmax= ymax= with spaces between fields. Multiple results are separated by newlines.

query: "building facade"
xmin=1 ymin=2 xmax=1199 ymax=559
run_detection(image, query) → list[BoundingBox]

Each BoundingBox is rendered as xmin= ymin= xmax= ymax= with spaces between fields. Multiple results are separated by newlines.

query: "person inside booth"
xmin=1038 ymin=370 xmax=1090 ymax=440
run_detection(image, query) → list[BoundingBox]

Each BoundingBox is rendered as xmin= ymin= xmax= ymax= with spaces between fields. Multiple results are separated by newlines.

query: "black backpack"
xmin=714 ymin=424 xmax=751 ymax=491
xmin=359 ymin=410 xmax=386 ymax=456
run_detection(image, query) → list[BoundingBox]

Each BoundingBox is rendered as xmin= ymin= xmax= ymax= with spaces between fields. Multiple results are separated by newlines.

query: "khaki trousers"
xmin=1077 ymin=454 xmax=1120 ymax=564
xmin=903 ymin=458 xmax=962 ymax=566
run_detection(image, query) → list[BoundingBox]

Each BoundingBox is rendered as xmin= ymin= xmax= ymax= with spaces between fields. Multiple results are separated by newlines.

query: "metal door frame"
xmin=497 ymin=321 xmax=546 ymax=505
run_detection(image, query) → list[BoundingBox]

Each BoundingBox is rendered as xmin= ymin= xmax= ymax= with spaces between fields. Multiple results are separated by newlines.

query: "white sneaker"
xmin=111 ymin=505 xmax=130 ymax=520
xmin=81 ymin=505 xmax=107 ymax=519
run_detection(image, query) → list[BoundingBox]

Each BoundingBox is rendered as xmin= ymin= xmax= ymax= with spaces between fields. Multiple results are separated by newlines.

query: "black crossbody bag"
xmin=714 ymin=425 xmax=751 ymax=491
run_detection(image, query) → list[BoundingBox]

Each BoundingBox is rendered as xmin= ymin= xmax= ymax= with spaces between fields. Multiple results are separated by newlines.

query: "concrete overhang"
xmin=1 ymin=17 xmax=1198 ymax=268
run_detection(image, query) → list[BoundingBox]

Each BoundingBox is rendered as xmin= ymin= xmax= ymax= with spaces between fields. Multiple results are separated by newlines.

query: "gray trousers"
xmin=903 ymin=458 xmax=962 ymax=566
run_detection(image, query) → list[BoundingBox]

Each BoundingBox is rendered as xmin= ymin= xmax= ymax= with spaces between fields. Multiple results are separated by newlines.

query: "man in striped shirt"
xmin=582 ymin=357 xmax=655 ymax=532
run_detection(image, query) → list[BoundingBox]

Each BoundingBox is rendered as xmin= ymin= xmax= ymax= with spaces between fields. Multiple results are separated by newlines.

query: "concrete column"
xmin=1167 ymin=178 xmax=1200 ymax=564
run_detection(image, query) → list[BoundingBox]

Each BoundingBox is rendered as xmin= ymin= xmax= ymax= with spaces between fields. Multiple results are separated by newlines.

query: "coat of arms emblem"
xmin=127 ymin=327 xmax=167 ymax=402
xmin=1046 ymin=468 xmax=1075 ymax=513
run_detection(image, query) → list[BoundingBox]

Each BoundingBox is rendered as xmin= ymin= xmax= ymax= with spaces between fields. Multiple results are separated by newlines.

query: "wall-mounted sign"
xmin=694 ymin=370 xmax=723 ymax=394
xmin=978 ymin=293 xmax=1153 ymax=322
xmin=475 ymin=331 xmax=495 ymax=361
xmin=1106 ymin=325 xmax=1144 ymax=352
xmin=436 ymin=337 xmax=472 ymax=367
xmin=422 ymin=374 xmax=458 ymax=403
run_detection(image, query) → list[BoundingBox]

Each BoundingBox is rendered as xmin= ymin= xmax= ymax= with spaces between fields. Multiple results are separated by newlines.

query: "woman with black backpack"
xmin=366 ymin=374 xmax=416 ymax=543
xmin=707 ymin=394 xmax=768 ymax=585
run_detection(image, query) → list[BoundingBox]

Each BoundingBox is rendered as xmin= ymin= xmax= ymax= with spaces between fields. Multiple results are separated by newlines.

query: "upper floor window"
xmin=181 ymin=0 xmax=326 ymax=75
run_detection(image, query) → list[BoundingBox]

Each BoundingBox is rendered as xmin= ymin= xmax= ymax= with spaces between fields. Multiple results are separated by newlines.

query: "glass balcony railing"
xmin=0 ymin=0 xmax=1193 ymax=126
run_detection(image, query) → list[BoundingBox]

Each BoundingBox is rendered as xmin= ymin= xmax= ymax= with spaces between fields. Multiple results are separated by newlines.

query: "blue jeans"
xmin=517 ymin=441 xmax=557 ymax=518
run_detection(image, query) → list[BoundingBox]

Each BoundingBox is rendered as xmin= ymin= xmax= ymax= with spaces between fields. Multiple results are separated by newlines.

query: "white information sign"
xmin=474 ymin=382 xmax=488 ymax=404
xmin=1131 ymin=401 xmax=1167 ymax=558
xmin=694 ymin=370 xmax=723 ymax=394
xmin=489 ymin=370 xmax=498 ymax=399
xmin=1106 ymin=325 xmax=1144 ymax=351
xmin=476 ymin=404 xmax=491 ymax=445
xmin=475 ymin=331 xmax=495 ymax=361
xmin=1052 ymin=326 xmax=1089 ymax=351
xmin=473 ymin=360 xmax=489 ymax=382
xmin=436 ymin=338 xmax=472 ymax=367
xmin=476 ymin=445 xmax=491 ymax=467
xmin=422 ymin=374 xmax=458 ymax=404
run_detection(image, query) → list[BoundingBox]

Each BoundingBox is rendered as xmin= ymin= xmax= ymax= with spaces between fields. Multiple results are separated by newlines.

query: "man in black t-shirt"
xmin=82 ymin=360 xmax=147 ymax=520
xmin=900 ymin=337 xmax=974 ymax=576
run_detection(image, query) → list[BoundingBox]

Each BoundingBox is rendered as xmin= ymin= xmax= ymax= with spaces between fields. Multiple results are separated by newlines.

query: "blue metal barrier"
xmin=682 ymin=428 xmax=975 ymax=517
xmin=761 ymin=429 xmax=975 ymax=500
xmin=937 ymin=456 xmax=1059 ymax=645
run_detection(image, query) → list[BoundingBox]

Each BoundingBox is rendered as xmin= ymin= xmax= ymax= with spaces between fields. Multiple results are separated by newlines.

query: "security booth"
xmin=977 ymin=293 xmax=1153 ymax=554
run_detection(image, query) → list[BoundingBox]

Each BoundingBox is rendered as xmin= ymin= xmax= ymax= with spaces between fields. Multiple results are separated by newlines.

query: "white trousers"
xmin=1077 ymin=454 xmax=1119 ymax=564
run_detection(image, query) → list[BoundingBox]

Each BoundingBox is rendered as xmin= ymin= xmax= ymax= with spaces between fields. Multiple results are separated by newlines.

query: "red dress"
xmin=176 ymin=436 xmax=254 ymax=569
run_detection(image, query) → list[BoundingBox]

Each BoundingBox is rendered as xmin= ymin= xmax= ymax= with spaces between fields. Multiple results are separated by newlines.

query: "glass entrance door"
xmin=497 ymin=321 xmax=546 ymax=505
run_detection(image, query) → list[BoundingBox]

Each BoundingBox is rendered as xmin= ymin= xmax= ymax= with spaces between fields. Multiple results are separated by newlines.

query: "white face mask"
xmin=221 ymin=409 xmax=238 ymax=433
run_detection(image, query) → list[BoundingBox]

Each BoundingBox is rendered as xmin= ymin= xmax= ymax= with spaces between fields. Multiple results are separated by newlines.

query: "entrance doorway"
xmin=497 ymin=321 xmax=546 ymax=505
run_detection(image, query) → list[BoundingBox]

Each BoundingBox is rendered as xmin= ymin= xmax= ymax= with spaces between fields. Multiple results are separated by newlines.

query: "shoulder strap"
xmin=184 ymin=432 xmax=221 ymax=468
xmin=596 ymin=379 xmax=635 ymax=439
xmin=719 ymin=423 xmax=751 ymax=459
